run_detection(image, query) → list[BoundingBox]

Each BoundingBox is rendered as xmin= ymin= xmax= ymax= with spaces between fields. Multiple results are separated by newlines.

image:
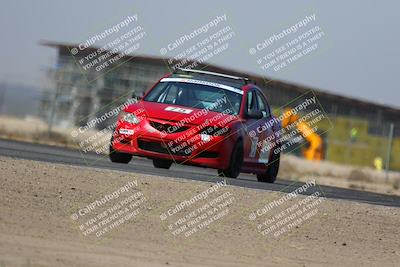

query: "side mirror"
xmin=131 ymin=91 xmax=142 ymax=101
xmin=246 ymin=110 xmax=263 ymax=119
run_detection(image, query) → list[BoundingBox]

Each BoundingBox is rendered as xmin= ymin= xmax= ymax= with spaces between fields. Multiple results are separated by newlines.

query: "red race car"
xmin=110 ymin=68 xmax=281 ymax=183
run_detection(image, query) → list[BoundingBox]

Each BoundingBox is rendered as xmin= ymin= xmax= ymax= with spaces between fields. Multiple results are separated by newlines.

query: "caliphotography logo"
xmin=0 ymin=1 xmax=399 ymax=267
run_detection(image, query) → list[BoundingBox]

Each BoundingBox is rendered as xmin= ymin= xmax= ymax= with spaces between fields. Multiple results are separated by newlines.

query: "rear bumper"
xmin=112 ymin=120 xmax=236 ymax=170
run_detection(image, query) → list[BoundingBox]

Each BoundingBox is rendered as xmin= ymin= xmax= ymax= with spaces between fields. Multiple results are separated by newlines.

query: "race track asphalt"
xmin=0 ymin=138 xmax=399 ymax=208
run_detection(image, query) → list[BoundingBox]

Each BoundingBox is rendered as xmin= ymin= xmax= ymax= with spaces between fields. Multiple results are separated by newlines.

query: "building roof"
xmin=40 ymin=40 xmax=400 ymax=114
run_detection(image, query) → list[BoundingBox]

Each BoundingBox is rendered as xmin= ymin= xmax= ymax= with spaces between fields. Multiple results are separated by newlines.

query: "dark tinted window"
xmin=247 ymin=91 xmax=257 ymax=113
xmin=256 ymin=91 xmax=271 ymax=117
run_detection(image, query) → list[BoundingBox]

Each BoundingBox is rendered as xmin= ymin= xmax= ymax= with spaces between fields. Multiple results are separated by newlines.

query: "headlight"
xmin=119 ymin=111 xmax=140 ymax=124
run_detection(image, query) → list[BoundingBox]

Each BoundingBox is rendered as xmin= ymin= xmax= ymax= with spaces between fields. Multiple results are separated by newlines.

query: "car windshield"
xmin=143 ymin=80 xmax=242 ymax=115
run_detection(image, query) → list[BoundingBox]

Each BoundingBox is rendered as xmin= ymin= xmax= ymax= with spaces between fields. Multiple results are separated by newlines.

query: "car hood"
xmin=125 ymin=101 xmax=237 ymax=126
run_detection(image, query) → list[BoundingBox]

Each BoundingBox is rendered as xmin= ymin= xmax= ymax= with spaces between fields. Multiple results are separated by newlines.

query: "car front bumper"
xmin=111 ymin=119 xmax=236 ymax=170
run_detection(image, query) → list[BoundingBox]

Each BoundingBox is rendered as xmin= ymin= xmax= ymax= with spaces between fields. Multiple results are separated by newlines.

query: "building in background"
xmin=41 ymin=41 xmax=169 ymax=129
xmin=41 ymin=41 xmax=400 ymax=170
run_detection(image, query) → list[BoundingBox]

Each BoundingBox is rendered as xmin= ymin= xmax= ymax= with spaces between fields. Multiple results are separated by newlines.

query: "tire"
xmin=257 ymin=149 xmax=280 ymax=183
xmin=153 ymin=159 xmax=173 ymax=169
xmin=109 ymin=145 xmax=132 ymax=163
xmin=218 ymin=140 xmax=243 ymax=178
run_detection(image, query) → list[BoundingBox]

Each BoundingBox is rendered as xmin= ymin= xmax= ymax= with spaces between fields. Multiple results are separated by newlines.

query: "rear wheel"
xmin=257 ymin=149 xmax=280 ymax=183
xmin=109 ymin=145 xmax=132 ymax=164
xmin=218 ymin=140 xmax=243 ymax=178
xmin=153 ymin=159 xmax=173 ymax=169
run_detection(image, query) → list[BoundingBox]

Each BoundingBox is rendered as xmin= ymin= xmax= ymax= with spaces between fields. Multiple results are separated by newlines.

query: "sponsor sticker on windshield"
xmin=160 ymin=77 xmax=243 ymax=95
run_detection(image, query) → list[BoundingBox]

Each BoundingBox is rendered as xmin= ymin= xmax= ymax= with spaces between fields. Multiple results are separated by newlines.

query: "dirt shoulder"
xmin=0 ymin=156 xmax=399 ymax=267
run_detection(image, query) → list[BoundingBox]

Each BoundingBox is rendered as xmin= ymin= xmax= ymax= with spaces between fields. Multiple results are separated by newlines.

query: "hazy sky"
xmin=0 ymin=0 xmax=399 ymax=107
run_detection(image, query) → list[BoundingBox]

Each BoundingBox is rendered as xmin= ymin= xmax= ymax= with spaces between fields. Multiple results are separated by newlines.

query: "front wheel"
xmin=257 ymin=149 xmax=280 ymax=183
xmin=153 ymin=159 xmax=173 ymax=169
xmin=218 ymin=140 xmax=243 ymax=178
xmin=109 ymin=145 xmax=133 ymax=164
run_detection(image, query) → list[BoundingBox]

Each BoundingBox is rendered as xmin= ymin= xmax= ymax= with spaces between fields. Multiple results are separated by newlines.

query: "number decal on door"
xmin=249 ymin=136 xmax=258 ymax=158
xmin=258 ymin=139 xmax=270 ymax=164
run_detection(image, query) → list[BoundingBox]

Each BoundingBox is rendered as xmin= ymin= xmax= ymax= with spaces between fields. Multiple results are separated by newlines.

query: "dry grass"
xmin=348 ymin=169 xmax=373 ymax=183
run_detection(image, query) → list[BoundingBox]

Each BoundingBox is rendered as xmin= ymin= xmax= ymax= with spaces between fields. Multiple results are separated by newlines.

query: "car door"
xmin=255 ymin=90 xmax=276 ymax=165
xmin=242 ymin=89 xmax=265 ymax=164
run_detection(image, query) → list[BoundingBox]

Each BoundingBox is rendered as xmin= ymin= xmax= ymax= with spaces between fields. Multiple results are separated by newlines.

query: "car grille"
xmin=149 ymin=120 xmax=189 ymax=133
xmin=137 ymin=139 xmax=191 ymax=156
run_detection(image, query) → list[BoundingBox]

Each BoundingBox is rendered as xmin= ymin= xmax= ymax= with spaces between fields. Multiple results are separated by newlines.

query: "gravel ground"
xmin=0 ymin=156 xmax=399 ymax=266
